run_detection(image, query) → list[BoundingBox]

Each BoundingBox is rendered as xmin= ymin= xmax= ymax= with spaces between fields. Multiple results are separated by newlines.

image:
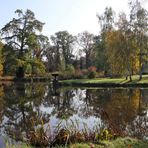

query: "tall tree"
xmin=34 ymin=35 xmax=49 ymax=60
xmin=1 ymin=9 xmax=44 ymax=58
xmin=44 ymin=45 xmax=57 ymax=72
xmin=51 ymin=31 xmax=75 ymax=70
xmin=101 ymin=9 xmax=140 ymax=79
xmin=1 ymin=44 xmax=17 ymax=75
xmin=77 ymin=31 xmax=94 ymax=69
xmin=105 ymin=29 xmax=137 ymax=79
xmin=94 ymin=35 xmax=108 ymax=74
xmin=129 ymin=0 xmax=148 ymax=80
xmin=97 ymin=7 xmax=115 ymax=32
xmin=96 ymin=7 xmax=115 ymax=75
xmin=0 ymin=9 xmax=46 ymax=76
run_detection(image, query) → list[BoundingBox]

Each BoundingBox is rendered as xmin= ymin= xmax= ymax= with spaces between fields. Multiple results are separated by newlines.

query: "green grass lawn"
xmin=61 ymin=75 xmax=148 ymax=86
xmin=6 ymin=137 xmax=148 ymax=148
xmin=68 ymin=137 xmax=148 ymax=148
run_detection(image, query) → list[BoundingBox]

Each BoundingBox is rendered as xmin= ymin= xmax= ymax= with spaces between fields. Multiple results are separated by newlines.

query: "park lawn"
xmin=68 ymin=137 xmax=148 ymax=148
xmin=60 ymin=75 xmax=148 ymax=86
xmin=6 ymin=137 xmax=148 ymax=148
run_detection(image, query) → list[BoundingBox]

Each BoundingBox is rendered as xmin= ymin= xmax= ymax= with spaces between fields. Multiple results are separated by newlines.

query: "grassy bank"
xmin=65 ymin=137 xmax=148 ymax=148
xmin=60 ymin=75 xmax=148 ymax=87
xmin=3 ymin=118 xmax=147 ymax=148
xmin=0 ymin=76 xmax=51 ymax=82
xmin=66 ymin=137 xmax=148 ymax=148
xmin=6 ymin=137 xmax=148 ymax=148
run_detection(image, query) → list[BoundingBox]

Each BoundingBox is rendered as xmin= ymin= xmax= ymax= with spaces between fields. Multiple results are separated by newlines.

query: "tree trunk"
xmin=139 ymin=54 xmax=142 ymax=80
xmin=127 ymin=63 xmax=132 ymax=81
xmin=139 ymin=67 xmax=143 ymax=81
xmin=129 ymin=75 xmax=132 ymax=81
xmin=86 ymin=53 xmax=90 ymax=69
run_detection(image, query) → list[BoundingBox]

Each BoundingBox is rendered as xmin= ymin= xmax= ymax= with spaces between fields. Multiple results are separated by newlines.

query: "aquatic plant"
xmin=27 ymin=117 xmax=51 ymax=147
xmin=4 ymin=117 xmax=137 ymax=147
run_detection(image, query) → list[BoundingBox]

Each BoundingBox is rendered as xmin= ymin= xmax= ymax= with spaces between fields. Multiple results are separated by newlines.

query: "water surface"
xmin=0 ymin=82 xmax=147 ymax=144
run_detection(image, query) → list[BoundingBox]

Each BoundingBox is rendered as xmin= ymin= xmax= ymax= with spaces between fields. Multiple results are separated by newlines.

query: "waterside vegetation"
xmin=60 ymin=75 xmax=148 ymax=87
xmin=0 ymin=0 xmax=148 ymax=147
xmin=0 ymin=0 xmax=148 ymax=82
xmin=4 ymin=119 xmax=148 ymax=148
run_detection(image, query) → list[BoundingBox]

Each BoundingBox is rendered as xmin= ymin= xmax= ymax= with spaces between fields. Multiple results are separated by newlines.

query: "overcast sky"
xmin=0 ymin=0 xmax=148 ymax=37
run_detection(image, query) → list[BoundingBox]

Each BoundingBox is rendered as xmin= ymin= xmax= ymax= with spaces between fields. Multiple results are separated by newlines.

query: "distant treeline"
xmin=0 ymin=0 xmax=147 ymax=80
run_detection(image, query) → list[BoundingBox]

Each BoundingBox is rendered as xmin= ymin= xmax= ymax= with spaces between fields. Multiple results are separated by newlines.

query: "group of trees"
xmin=95 ymin=0 xmax=148 ymax=80
xmin=0 ymin=0 xmax=148 ymax=79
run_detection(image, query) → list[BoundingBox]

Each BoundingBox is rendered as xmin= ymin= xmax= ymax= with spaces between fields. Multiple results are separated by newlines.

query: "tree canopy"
xmin=0 ymin=0 xmax=148 ymax=79
xmin=0 ymin=9 xmax=47 ymax=75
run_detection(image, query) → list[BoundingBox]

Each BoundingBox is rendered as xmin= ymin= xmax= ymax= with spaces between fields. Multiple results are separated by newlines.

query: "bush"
xmin=87 ymin=66 xmax=97 ymax=79
xmin=66 ymin=65 xmax=75 ymax=75
xmin=88 ymin=66 xmax=97 ymax=72
xmin=88 ymin=71 xmax=97 ymax=78
xmin=81 ymin=69 xmax=88 ymax=75
xmin=74 ymin=69 xmax=85 ymax=79
xmin=25 ymin=64 xmax=32 ymax=74
xmin=59 ymin=65 xmax=75 ymax=79
xmin=59 ymin=66 xmax=98 ymax=79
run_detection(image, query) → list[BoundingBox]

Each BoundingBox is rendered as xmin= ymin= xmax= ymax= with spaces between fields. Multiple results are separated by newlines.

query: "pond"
xmin=0 ymin=82 xmax=147 ymax=145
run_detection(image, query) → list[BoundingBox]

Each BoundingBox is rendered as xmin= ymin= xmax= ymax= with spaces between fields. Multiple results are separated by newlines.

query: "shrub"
xmin=59 ymin=65 xmax=75 ymax=79
xmin=59 ymin=66 xmax=98 ymax=80
xmin=81 ymin=69 xmax=88 ymax=75
xmin=87 ymin=66 xmax=97 ymax=79
xmin=66 ymin=65 xmax=75 ymax=76
xmin=88 ymin=66 xmax=97 ymax=72
xmin=25 ymin=64 xmax=32 ymax=74
xmin=88 ymin=71 xmax=97 ymax=79
xmin=74 ymin=69 xmax=85 ymax=79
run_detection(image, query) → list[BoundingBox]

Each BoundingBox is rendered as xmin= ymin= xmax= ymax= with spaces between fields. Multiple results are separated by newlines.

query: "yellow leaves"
xmin=130 ymin=89 xmax=141 ymax=112
xmin=0 ymin=41 xmax=4 ymax=49
xmin=104 ymin=30 xmax=139 ymax=76
xmin=0 ymin=63 xmax=3 ymax=76
xmin=105 ymin=31 xmax=125 ymax=75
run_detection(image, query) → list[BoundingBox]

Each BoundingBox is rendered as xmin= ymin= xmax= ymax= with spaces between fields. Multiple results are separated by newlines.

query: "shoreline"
xmin=60 ymin=81 xmax=148 ymax=88
xmin=0 ymin=76 xmax=148 ymax=88
xmin=60 ymin=75 xmax=148 ymax=88
xmin=3 ymin=137 xmax=148 ymax=148
xmin=0 ymin=76 xmax=51 ymax=82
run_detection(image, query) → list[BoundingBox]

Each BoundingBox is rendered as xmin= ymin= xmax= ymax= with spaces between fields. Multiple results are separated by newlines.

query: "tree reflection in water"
xmin=0 ymin=83 xmax=147 ymax=142
xmin=1 ymin=82 xmax=50 ymax=141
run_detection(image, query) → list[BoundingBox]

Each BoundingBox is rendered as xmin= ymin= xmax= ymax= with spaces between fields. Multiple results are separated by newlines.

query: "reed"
xmin=4 ymin=117 xmax=128 ymax=147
